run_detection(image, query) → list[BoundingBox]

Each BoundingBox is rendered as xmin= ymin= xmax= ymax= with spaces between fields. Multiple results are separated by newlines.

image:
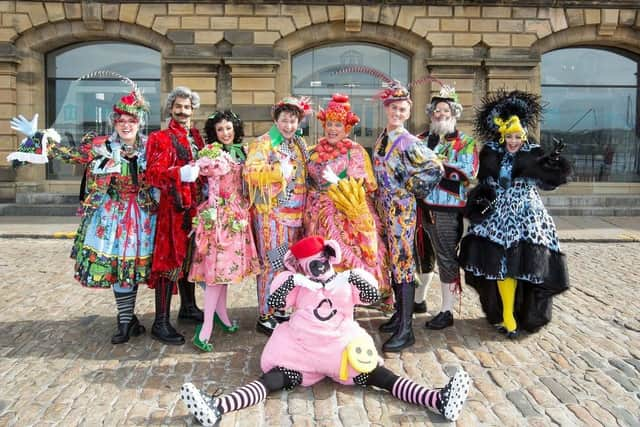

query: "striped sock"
xmin=390 ymin=377 xmax=441 ymax=412
xmin=114 ymin=288 xmax=137 ymax=325
xmin=218 ymin=380 xmax=268 ymax=414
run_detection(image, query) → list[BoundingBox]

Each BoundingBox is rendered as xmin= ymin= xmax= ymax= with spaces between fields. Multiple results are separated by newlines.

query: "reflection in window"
xmin=292 ymin=43 xmax=409 ymax=149
xmin=541 ymin=48 xmax=640 ymax=182
xmin=46 ymin=42 xmax=161 ymax=180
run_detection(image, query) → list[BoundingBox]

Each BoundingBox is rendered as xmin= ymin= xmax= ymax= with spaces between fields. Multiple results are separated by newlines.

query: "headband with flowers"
xmin=271 ymin=96 xmax=313 ymax=120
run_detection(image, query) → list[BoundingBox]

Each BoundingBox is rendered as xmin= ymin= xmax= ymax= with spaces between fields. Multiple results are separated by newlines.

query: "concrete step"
xmin=548 ymin=206 xmax=640 ymax=216
xmin=0 ymin=204 xmax=78 ymax=216
xmin=15 ymin=192 xmax=78 ymax=204
xmin=541 ymin=194 xmax=640 ymax=207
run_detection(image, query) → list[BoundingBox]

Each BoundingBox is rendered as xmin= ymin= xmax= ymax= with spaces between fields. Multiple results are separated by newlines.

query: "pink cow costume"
xmin=180 ymin=236 xmax=471 ymax=426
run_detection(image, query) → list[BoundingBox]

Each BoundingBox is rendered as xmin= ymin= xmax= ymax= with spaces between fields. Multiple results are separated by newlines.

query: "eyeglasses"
xmin=115 ymin=119 xmax=139 ymax=126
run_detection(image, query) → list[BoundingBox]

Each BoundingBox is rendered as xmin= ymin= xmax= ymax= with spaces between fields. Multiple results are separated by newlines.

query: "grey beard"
xmin=430 ymin=118 xmax=456 ymax=135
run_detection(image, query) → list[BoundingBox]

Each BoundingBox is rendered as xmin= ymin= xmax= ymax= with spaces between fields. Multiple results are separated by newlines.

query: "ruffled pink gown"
xmin=303 ymin=140 xmax=392 ymax=307
xmin=189 ymin=153 xmax=259 ymax=286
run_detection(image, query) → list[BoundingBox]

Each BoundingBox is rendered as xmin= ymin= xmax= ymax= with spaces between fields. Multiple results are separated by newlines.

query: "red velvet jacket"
xmin=146 ymin=119 xmax=205 ymax=277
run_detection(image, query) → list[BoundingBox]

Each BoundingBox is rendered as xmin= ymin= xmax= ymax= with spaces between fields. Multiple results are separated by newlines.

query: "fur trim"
xmin=513 ymin=149 xmax=571 ymax=188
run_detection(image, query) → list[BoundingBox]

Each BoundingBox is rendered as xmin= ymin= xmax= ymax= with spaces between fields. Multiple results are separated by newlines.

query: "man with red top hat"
xmin=145 ymin=86 xmax=205 ymax=345
xmin=179 ymin=235 xmax=470 ymax=427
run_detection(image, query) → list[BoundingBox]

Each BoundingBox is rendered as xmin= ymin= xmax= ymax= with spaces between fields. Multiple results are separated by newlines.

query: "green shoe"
xmin=192 ymin=324 xmax=213 ymax=352
xmin=214 ymin=313 xmax=239 ymax=334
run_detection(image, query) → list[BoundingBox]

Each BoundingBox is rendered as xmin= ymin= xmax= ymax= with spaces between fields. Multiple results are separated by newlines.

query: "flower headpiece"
xmin=272 ymin=96 xmax=313 ymax=120
xmin=475 ymin=90 xmax=544 ymax=143
xmin=427 ymin=83 xmax=463 ymax=119
xmin=379 ymin=80 xmax=411 ymax=106
xmin=316 ymin=93 xmax=360 ymax=131
xmin=113 ymin=90 xmax=149 ymax=119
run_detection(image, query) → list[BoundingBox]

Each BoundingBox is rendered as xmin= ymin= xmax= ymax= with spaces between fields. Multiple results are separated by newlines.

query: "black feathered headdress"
xmin=474 ymin=90 xmax=544 ymax=142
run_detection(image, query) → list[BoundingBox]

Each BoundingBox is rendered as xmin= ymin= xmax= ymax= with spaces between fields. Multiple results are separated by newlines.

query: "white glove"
xmin=280 ymin=160 xmax=294 ymax=180
xmin=180 ymin=164 xmax=200 ymax=183
xmin=10 ymin=114 xmax=39 ymax=138
xmin=322 ymin=165 xmax=340 ymax=185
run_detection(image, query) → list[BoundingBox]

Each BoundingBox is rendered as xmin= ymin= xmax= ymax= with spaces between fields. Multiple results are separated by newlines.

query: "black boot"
xmin=151 ymin=279 xmax=185 ymax=345
xmin=112 ymin=315 xmax=145 ymax=344
xmin=178 ymin=278 xmax=204 ymax=322
xmin=382 ymin=281 xmax=416 ymax=352
xmin=379 ymin=281 xmax=401 ymax=333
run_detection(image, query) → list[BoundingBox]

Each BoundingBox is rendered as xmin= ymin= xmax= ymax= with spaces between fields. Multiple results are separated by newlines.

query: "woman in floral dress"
xmin=189 ymin=110 xmax=258 ymax=352
xmin=303 ymin=93 xmax=391 ymax=309
xmin=8 ymin=86 xmax=156 ymax=345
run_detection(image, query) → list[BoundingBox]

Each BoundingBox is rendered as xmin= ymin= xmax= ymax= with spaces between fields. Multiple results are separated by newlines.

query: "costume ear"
xmin=323 ymin=240 xmax=342 ymax=265
xmin=282 ymin=250 xmax=299 ymax=273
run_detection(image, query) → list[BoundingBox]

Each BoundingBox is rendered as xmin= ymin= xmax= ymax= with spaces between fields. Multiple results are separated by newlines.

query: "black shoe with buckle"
xmin=256 ymin=315 xmax=278 ymax=336
xmin=425 ymin=310 xmax=453 ymax=330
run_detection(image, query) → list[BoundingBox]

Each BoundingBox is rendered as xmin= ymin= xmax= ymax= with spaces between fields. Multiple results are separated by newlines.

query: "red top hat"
xmin=289 ymin=236 xmax=325 ymax=260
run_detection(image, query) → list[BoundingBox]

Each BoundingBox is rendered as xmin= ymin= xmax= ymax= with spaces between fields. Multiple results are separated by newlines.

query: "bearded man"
xmin=414 ymin=86 xmax=479 ymax=330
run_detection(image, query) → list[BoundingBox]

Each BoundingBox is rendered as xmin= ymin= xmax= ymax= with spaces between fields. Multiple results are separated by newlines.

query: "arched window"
xmin=541 ymin=48 xmax=640 ymax=182
xmin=292 ymin=43 xmax=410 ymax=149
xmin=46 ymin=42 xmax=161 ymax=179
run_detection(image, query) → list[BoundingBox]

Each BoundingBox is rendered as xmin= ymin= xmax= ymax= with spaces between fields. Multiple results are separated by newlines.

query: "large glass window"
xmin=46 ymin=42 xmax=161 ymax=179
xmin=292 ymin=43 xmax=409 ymax=149
xmin=541 ymin=48 xmax=640 ymax=182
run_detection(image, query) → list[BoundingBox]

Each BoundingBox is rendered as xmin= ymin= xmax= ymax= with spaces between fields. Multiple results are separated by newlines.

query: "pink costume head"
xmin=283 ymin=235 xmax=342 ymax=281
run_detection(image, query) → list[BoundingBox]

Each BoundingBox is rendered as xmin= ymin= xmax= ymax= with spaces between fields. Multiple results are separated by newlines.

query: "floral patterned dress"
xmin=188 ymin=145 xmax=259 ymax=286
xmin=304 ymin=139 xmax=392 ymax=306
xmin=59 ymin=132 xmax=157 ymax=290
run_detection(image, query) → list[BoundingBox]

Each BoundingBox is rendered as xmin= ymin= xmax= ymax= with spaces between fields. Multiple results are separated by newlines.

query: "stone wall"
xmin=0 ymin=1 xmax=639 ymax=195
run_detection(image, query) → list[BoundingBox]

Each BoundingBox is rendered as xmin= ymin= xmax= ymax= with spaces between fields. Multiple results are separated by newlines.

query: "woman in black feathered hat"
xmin=459 ymin=90 xmax=571 ymax=338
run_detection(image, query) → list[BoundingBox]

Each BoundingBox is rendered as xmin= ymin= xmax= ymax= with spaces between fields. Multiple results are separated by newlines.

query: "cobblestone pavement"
xmin=0 ymin=239 xmax=638 ymax=427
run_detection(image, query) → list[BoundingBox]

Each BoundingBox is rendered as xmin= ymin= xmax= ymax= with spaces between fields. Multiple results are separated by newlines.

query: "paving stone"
xmin=539 ymin=377 xmax=579 ymax=404
xmin=506 ymin=389 xmax=542 ymax=417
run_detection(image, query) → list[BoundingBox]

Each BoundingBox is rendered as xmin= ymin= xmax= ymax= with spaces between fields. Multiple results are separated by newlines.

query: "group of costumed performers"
xmin=414 ymin=85 xmax=479 ymax=330
xmin=8 ymin=73 xmax=156 ymax=345
xmin=181 ymin=235 xmax=471 ymax=426
xmin=7 ymin=68 xmax=572 ymax=425
xmin=459 ymin=90 xmax=571 ymax=338
xmin=303 ymin=93 xmax=392 ymax=310
xmin=243 ymin=96 xmax=313 ymax=336
xmin=189 ymin=111 xmax=258 ymax=352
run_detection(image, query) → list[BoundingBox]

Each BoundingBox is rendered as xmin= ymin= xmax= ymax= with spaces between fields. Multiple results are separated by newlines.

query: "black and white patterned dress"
xmin=459 ymin=140 xmax=571 ymax=332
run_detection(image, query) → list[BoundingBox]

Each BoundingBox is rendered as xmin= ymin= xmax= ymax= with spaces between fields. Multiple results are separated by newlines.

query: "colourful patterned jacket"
xmin=243 ymin=125 xmax=310 ymax=227
xmin=417 ymin=129 xmax=479 ymax=211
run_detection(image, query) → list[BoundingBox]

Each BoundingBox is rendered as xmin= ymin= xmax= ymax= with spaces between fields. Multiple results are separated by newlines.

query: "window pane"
xmin=541 ymin=48 xmax=637 ymax=86
xmin=292 ymin=43 xmax=409 ymax=150
xmin=46 ymin=42 xmax=161 ymax=180
xmin=542 ymin=49 xmax=640 ymax=182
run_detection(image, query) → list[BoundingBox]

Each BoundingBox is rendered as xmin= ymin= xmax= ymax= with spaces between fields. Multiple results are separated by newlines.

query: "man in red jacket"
xmin=146 ymin=86 xmax=205 ymax=345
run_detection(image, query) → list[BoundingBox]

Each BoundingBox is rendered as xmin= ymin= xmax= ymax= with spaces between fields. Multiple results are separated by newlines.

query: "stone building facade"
xmin=0 ymin=1 xmax=639 ymax=200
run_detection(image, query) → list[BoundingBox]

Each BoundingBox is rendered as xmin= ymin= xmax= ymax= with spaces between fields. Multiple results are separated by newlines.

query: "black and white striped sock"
xmin=218 ymin=380 xmax=267 ymax=414
xmin=114 ymin=288 xmax=137 ymax=325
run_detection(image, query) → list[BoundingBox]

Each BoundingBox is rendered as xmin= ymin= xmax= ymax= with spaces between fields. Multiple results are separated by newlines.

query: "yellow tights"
xmin=497 ymin=278 xmax=518 ymax=332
